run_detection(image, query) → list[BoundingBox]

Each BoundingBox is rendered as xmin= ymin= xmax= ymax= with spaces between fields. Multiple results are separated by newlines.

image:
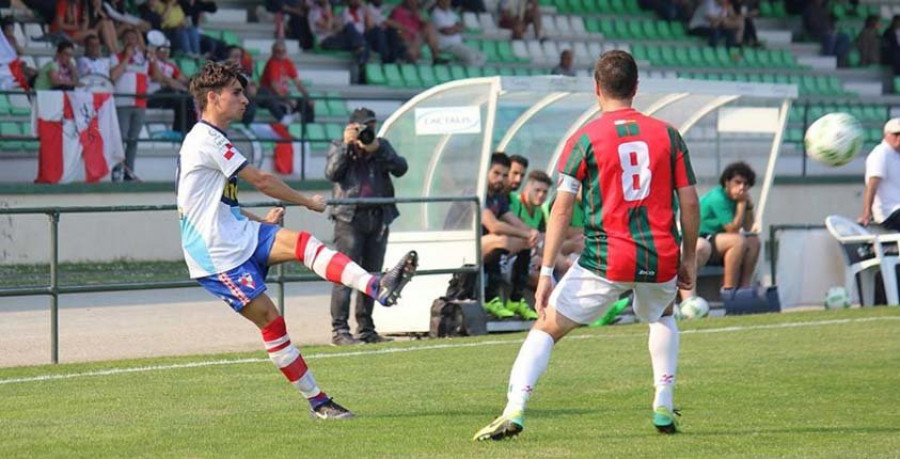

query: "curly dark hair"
xmin=189 ymin=61 xmax=247 ymax=112
xmin=719 ymin=161 xmax=756 ymax=188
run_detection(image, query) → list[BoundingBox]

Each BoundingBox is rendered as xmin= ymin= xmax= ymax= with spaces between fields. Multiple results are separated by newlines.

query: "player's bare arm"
xmin=238 ymin=165 xmax=327 ymax=213
xmin=676 ymin=185 xmax=700 ymax=291
xmin=535 ymin=188 xmax=575 ymax=317
xmin=482 ymin=208 xmax=531 ymax=240
xmin=500 ymin=211 xmax=539 ymax=246
xmin=240 ymin=207 xmax=285 ymax=224
xmin=858 ymin=176 xmax=881 ymax=225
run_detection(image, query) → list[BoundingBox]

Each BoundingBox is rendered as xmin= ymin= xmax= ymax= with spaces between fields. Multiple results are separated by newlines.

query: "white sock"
xmin=648 ymin=315 xmax=679 ymax=410
xmin=503 ymin=329 xmax=555 ymax=416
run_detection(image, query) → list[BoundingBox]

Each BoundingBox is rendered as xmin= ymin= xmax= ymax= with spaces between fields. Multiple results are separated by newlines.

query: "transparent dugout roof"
xmin=379 ymin=76 xmax=798 ymax=234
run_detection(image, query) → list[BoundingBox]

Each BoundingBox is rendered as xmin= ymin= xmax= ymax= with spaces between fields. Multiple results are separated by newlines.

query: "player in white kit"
xmin=177 ymin=61 xmax=417 ymax=420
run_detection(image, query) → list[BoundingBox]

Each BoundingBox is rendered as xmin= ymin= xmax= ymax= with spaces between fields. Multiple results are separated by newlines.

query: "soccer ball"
xmin=824 ymin=286 xmax=851 ymax=309
xmin=804 ymin=113 xmax=864 ymax=167
xmin=679 ymin=296 xmax=710 ymax=319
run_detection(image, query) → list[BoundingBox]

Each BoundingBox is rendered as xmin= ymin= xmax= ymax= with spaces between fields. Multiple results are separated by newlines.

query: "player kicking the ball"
xmin=473 ymin=50 xmax=699 ymax=440
xmin=177 ymin=61 xmax=417 ymax=420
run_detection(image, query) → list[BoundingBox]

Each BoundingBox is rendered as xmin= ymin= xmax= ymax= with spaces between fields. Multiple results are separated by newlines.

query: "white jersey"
xmin=865 ymin=140 xmax=900 ymax=223
xmin=177 ymin=121 xmax=260 ymax=278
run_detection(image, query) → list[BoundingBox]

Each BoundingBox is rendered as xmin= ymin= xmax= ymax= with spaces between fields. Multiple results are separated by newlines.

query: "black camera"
xmin=355 ymin=124 xmax=376 ymax=145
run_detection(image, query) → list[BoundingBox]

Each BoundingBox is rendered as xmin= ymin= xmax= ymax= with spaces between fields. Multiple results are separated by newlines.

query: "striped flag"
xmin=32 ymin=91 xmax=125 ymax=184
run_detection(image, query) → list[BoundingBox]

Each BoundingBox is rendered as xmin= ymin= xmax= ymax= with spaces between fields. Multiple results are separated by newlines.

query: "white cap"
xmin=885 ymin=118 xmax=900 ymax=134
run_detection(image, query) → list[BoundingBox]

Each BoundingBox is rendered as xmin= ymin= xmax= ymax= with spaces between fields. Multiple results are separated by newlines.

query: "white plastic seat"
xmin=587 ymin=41 xmax=603 ymax=59
xmin=526 ymin=40 xmax=547 ymax=65
xmin=573 ymin=42 xmax=590 ymax=67
xmin=541 ymin=15 xmax=559 ymax=38
xmin=570 ymin=17 xmax=587 ymax=37
xmin=511 ymin=40 xmax=529 ymax=61
xmin=554 ymin=15 xmax=573 ymax=38
xmin=463 ymin=12 xmax=481 ymax=32
xmin=824 ymin=215 xmax=891 ymax=305
xmin=204 ymin=8 xmax=247 ymax=24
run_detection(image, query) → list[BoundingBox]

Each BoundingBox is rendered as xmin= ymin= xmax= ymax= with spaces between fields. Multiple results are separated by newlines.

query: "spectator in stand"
xmin=342 ymin=0 xmax=392 ymax=63
xmin=497 ymin=0 xmax=543 ymax=40
xmin=50 ymin=0 xmax=112 ymax=47
xmin=34 ymin=40 xmax=80 ymax=89
xmin=101 ymin=0 xmax=153 ymax=34
xmin=154 ymin=0 xmax=201 ymax=57
xmin=803 ymin=0 xmax=850 ymax=67
xmin=258 ymin=40 xmax=313 ymax=125
xmin=138 ymin=0 xmax=165 ymax=30
xmin=856 ymin=14 xmax=881 ymax=66
xmin=147 ymin=38 xmax=196 ymax=133
xmin=265 ymin=0 xmax=314 ymax=50
xmin=180 ymin=0 xmax=220 ymax=58
xmin=733 ymin=0 xmax=760 ymax=47
xmin=84 ymin=0 xmax=120 ymax=53
xmin=110 ymin=28 xmax=155 ymax=181
xmin=883 ymin=14 xmax=900 ymax=75
xmin=1 ymin=16 xmax=24 ymax=56
xmin=309 ymin=0 xmax=368 ymax=63
xmin=222 ymin=45 xmax=257 ymax=124
xmin=386 ymin=0 xmax=443 ymax=65
xmin=432 ymin=0 xmax=485 ymax=65
xmin=76 ymin=33 xmax=113 ymax=89
xmin=361 ymin=0 xmax=404 ymax=64
xmin=651 ymin=0 xmax=694 ymax=23
xmin=688 ymin=0 xmax=744 ymax=48
xmin=551 ymin=49 xmax=576 ymax=76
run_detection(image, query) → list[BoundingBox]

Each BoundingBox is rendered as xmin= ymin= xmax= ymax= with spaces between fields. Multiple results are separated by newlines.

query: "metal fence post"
xmin=49 ymin=210 xmax=59 ymax=364
xmin=473 ymin=197 xmax=484 ymax=308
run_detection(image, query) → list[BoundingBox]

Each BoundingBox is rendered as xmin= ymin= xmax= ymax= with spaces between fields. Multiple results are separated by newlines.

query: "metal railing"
xmin=0 ymin=195 xmax=483 ymax=364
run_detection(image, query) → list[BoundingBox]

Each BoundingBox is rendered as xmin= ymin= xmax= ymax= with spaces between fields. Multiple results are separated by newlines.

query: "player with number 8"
xmin=473 ymin=50 xmax=700 ymax=441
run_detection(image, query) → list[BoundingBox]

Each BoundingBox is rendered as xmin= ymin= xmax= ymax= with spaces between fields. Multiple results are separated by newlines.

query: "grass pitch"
xmin=2 ymin=308 xmax=899 ymax=458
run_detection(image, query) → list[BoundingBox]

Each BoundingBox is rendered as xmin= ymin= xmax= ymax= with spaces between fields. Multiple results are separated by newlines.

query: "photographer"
xmin=325 ymin=108 xmax=408 ymax=346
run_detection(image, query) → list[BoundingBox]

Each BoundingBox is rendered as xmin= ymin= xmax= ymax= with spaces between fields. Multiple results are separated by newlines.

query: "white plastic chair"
xmin=825 ymin=215 xmax=883 ymax=305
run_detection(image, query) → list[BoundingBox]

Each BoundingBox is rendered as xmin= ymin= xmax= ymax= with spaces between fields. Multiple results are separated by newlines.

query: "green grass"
xmin=2 ymin=308 xmax=899 ymax=457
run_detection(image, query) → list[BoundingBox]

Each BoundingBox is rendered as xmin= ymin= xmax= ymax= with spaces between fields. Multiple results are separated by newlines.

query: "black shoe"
xmin=376 ymin=250 xmax=418 ymax=306
xmin=357 ymin=333 xmax=394 ymax=344
xmin=331 ymin=333 xmax=363 ymax=346
xmin=309 ymin=398 xmax=355 ymax=420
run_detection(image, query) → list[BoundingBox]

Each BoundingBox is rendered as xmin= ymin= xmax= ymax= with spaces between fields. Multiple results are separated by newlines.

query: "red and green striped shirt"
xmin=556 ymin=107 xmax=695 ymax=283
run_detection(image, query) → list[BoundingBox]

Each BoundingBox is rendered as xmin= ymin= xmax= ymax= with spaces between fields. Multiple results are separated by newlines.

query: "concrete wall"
xmin=0 ymin=181 xmax=864 ymax=264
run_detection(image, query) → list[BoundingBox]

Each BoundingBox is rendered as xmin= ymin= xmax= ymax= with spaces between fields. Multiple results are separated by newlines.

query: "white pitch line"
xmin=1 ymin=315 xmax=898 ymax=386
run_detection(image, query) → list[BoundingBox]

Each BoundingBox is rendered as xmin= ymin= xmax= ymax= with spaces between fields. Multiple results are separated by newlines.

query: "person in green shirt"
xmin=34 ymin=41 xmax=80 ymax=90
xmin=506 ymin=170 xmax=552 ymax=320
xmin=698 ymin=161 xmax=760 ymax=294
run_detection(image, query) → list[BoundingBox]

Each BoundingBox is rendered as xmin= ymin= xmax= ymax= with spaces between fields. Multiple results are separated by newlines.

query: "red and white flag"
xmin=250 ymin=123 xmax=301 ymax=175
xmin=32 ymin=91 xmax=125 ymax=184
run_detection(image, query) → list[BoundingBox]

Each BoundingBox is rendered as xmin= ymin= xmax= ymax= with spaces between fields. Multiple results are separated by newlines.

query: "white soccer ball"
xmin=804 ymin=113 xmax=864 ymax=167
xmin=679 ymin=296 xmax=710 ymax=319
xmin=824 ymin=286 xmax=851 ymax=309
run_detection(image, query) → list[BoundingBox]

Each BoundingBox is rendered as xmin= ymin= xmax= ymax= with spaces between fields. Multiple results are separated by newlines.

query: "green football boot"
xmin=652 ymin=406 xmax=681 ymax=434
xmin=473 ymin=411 xmax=524 ymax=441
xmin=506 ymin=298 xmax=539 ymax=320
xmin=484 ymin=297 xmax=515 ymax=319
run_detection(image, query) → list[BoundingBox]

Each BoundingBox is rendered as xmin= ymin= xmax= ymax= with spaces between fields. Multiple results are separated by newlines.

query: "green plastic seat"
xmin=434 ymin=65 xmax=452 ymax=83
xmin=400 ymin=64 xmax=422 ymax=87
xmin=627 ymin=21 xmax=645 ymax=40
xmin=365 ymin=63 xmax=386 ymax=85
xmin=449 ymin=65 xmax=467 ymax=80
xmin=0 ymin=94 xmax=10 ymax=115
xmin=418 ymin=65 xmax=437 ymax=87
xmin=466 ymin=66 xmax=483 ymax=78
xmin=303 ymin=123 xmax=327 ymax=141
xmin=314 ymin=100 xmax=330 ymax=117
xmin=327 ymin=98 xmax=349 ymax=117
xmin=497 ymin=41 xmax=517 ymax=62
xmin=383 ymin=64 xmax=404 ymax=87
xmin=325 ymin=123 xmax=343 ymax=141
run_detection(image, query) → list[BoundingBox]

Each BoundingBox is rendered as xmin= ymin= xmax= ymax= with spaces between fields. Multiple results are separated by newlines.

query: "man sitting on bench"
xmin=698 ymin=161 xmax=760 ymax=299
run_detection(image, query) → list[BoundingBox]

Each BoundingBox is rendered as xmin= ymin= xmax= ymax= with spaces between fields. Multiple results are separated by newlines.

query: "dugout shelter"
xmin=373 ymin=76 xmax=798 ymax=334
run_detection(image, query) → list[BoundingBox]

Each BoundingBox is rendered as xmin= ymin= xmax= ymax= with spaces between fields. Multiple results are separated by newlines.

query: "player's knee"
xmin=295 ymin=231 xmax=324 ymax=264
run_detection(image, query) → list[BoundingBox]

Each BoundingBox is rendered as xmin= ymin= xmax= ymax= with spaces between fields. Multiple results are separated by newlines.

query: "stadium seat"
xmin=325 ymin=123 xmax=344 ymax=141
xmin=434 ymin=65 xmax=453 ymax=83
xmin=400 ymin=64 xmax=422 ymax=87
xmin=365 ymin=64 xmax=387 ymax=86
xmin=304 ymin=123 xmax=327 ymax=141
xmin=418 ymin=65 xmax=438 ymax=87
xmin=824 ymin=215 xmax=899 ymax=306
xmin=463 ymin=11 xmax=481 ymax=33
xmin=384 ymin=64 xmax=405 ymax=87
xmin=511 ymin=41 xmax=530 ymax=62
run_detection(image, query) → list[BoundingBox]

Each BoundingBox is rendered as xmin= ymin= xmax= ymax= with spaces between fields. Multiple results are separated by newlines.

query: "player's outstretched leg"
xmin=649 ymin=313 xmax=680 ymax=433
xmin=473 ymin=329 xmax=555 ymax=441
xmin=278 ymin=230 xmax=417 ymax=306
xmin=242 ymin=294 xmax=354 ymax=420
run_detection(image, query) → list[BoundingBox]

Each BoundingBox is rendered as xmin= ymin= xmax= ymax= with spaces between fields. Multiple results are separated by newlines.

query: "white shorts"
xmin=549 ymin=262 xmax=678 ymax=324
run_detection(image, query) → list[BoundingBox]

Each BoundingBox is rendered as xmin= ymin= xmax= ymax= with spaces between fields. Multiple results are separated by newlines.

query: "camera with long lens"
xmin=355 ymin=124 xmax=376 ymax=145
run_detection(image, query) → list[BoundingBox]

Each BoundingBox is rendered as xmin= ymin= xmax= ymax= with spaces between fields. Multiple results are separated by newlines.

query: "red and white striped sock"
xmin=262 ymin=316 xmax=326 ymax=403
xmin=295 ymin=231 xmax=377 ymax=296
